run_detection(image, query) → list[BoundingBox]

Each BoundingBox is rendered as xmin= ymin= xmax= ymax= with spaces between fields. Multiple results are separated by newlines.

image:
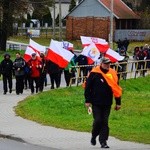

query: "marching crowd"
xmin=0 ymin=50 xmax=91 ymax=95
xmin=0 ymin=42 xmax=150 ymax=95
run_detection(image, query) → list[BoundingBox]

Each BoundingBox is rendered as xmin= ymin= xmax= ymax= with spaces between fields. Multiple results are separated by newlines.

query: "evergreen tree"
xmin=69 ymin=0 xmax=76 ymax=12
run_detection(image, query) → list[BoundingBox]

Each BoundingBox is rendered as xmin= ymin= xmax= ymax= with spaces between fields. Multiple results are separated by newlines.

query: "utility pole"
xmin=59 ymin=0 xmax=62 ymax=41
xmin=53 ymin=0 xmax=56 ymax=39
xmin=109 ymin=0 xmax=114 ymax=49
xmin=49 ymin=0 xmax=55 ymax=39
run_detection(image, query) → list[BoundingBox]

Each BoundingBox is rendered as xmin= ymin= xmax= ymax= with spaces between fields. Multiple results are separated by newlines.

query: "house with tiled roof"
xmin=65 ymin=0 xmax=140 ymax=40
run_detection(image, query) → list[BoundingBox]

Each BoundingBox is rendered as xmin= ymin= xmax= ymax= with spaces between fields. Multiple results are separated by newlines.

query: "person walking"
xmin=39 ymin=52 xmax=47 ymax=92
xmin=84 ymin=57 xmax=122 ymax=148
xmin=13 ymin=52 xmax=26 ymax=95
xmin=27 ymin=53 xmax=42 ymax=94
xmin=64 ymin=58 xmax=76 ymax=87
xmin=47 ymin=60 xmax=62 ymax=89
xmin=0 ymin=53 xmax=13 ymax=95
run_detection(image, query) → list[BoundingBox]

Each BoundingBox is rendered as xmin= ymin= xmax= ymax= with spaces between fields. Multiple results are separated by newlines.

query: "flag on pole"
xmin=80 ymin=36 xmax=109 ymax=53
xmin=105 ymin=48 xmax=124 ymax=63
xmin=23 ymin=39 xmax=46 ymax=62
xmin=46 ymin=39 xmax=74 ymax=68
xmin=80 ymin=36 xmax=108 ymax=46
xmin=49 ymin=40 xmax=74 ymax=51
xmin=61 ymin=41 xmax=74 ymax=51
xmin=81 ymin=43 xmax=100 ymax=64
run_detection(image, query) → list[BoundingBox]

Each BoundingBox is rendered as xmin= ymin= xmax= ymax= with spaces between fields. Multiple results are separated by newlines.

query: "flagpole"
xmin=109 ymin=0 xmax=114 ymax=49
xmin=59 ymin=0 xmax=62 ymax=41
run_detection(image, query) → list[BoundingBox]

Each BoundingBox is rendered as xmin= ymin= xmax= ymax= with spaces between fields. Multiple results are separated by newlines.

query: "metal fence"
xmin=69 ymin=60 xmax=150 ymax=86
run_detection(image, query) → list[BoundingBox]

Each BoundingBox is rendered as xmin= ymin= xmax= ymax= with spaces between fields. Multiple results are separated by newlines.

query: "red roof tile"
xmin=99 ymin=0 xmax=140 ymax=19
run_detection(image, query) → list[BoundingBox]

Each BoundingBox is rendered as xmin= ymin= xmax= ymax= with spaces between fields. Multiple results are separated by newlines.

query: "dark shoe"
xmin=91 ymin=137 xmax=96 ymax=146
xmin=16 ymin=92 xmax=19 ymax=95
xmin=9 ymin=89 xmax=12 ymax=93
xmin=3 ymin=92 xmax=7 ymax=95
xmin=101 ymin=142 xmax=109 ymax=148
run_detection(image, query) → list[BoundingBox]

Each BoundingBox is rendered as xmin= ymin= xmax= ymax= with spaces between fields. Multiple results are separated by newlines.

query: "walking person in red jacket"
xmin=27 ymin=53 xmax=42 ymax=94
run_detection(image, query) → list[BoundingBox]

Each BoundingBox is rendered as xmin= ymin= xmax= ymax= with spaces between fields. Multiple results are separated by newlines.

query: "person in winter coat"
xmin=27 ymin=53 xmax=42 ymax=94
xmin=39 ymin=52 xmax=48 ymax=92
xmin=84 ymin=57 xmax=122 ymax=149
xmin=75 ymin=54 xmax=88 ymax=83
xmin=13 ymin=52 xmax=26 ymax=95
xmin=0 ymin=53 xmax=13 ymax=94
xmin=64 ymin=58 xmax=76 ymax=87
xmin=47 ymin=60 xmax=62 ymax=89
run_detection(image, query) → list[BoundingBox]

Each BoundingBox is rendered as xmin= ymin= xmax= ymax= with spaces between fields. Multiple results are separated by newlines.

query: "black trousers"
xmin=92 ymin=105 xmax=111 ymax=143
xmin=15 ymin=75 xmax=24 ymax=94
xmin=64 ymin=70 xmax=72 ymax=86
xmin=3 ymin=75 xmax=12 ymax=93
xmin=39 ymin=73 xmax=46 ymax=92
xmin=49 ymin=73 xmax=61 ymax=89
xmin=30 ymin=77 xmax=39 ymax=93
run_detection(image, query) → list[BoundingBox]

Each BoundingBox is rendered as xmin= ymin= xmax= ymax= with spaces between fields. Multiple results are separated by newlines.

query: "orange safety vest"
xmin=89 ymin=66 xmax=122 ymax=98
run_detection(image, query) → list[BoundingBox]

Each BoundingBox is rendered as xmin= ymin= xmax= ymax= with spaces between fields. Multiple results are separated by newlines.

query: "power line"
xmin=29 ymin=0 xmax=51 ymax=4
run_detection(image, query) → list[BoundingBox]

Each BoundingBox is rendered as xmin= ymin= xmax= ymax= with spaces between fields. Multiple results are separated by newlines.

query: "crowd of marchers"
xmin=0 ymin=43 xmax=150 ymax=95
xmin=0 ymin=50 xmax=92 ymax=95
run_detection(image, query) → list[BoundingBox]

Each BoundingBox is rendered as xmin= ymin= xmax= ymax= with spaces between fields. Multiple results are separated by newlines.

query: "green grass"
xmin=15 ymin=76 xmax=150 ymax=144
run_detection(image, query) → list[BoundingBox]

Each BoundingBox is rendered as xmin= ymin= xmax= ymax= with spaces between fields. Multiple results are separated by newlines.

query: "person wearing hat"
xmin=0 ymin=53 xmax=13 ymax=94
xmin=84 ymin=57 xmax=122 ymax=148
xmin=27 ymin=53 xmax=42 ymax=94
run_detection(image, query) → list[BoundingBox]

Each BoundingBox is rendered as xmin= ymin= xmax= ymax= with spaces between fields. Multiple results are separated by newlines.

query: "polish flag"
xmin=60 ymin=41 xmax=74 ymax=51
xmin=46 ymin=39 xmax=74 ymax=68
xmin=105 ymin=48 xmax=124 ymax=63
xmin=23 ymin=39 xmax=46 ymax=62
xmin=81 ymin=43 xmax=100 ymax=64
xmin=80 ymin=36 xmax=109 ymax=53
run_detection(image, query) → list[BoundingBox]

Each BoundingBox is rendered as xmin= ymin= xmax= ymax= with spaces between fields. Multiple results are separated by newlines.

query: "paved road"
xmin=0 ymin=78 xmax=150 ymax=150
xmin=0 ymin=138 xmax=59 ymax=150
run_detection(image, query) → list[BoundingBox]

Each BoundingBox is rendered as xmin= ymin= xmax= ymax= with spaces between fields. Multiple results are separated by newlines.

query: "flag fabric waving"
xmin=61 ymin=41 xmax=74 ymax=51
xmin=24 ymin=39 xmax=46 ymax=62
xmin=49 ymin=40 xmax=74 ymax=51
xmin=81 ymin=43 xmax=100 ymax=64
xmin=105 ymin=48 xmax=124 ymax=63
xmin=46 ymin=39 xmax=74 ymax=68
xmin=80 ymin=36 xmax=109 ymax=53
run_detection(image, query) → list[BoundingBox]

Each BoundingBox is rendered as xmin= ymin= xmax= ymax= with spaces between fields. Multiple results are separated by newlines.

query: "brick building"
xmin=65 ymin=0 xmax=140 ymax=40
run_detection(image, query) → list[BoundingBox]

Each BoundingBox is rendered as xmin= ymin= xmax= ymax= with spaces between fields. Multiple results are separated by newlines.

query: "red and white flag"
xmin=80 ymin=36 xmax=109 ymax=53
xmin=46 ymin=39 xmax=74 ymax=68
xmin=105 ymin=48 xmax=124 ymax=63
xmin=81 ymin=43 xmax=100 ymax=64
xmin=49 ymin=40 xmax=74 ymax=51
xmin=24 ymin=39 xmax=46 ymax=62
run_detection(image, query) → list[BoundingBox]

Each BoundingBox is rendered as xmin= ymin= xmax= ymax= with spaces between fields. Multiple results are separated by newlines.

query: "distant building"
xmin=65 ymin=0 xmax=140 ymax=40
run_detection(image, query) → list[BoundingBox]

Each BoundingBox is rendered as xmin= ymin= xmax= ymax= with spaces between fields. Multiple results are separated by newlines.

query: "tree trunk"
xmin=0 ymin=0 xmax=11 ymax=51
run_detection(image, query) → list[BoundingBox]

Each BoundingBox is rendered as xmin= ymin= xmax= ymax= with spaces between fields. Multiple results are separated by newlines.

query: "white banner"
xmin=27 ymin=29 xmax=40 ymax=37
xmin=115 ymin=30 xmax=150 ymax=41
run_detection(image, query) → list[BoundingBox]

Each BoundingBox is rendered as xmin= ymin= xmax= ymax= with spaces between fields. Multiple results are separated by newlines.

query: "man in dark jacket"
xmin=47 ymin=60 xmax=62 ymax=89
xmin=75 ymin=54 xmax=88 ymax=83
xmin=39 ymin=52 xmax=48 ymax=92
xmin=13 ymin=52 xmax=26 ymax=95
xmin=84 ymin=57 xmax=122 ymax=148
xmin=0 ymin=53 xmax=13 ymax=94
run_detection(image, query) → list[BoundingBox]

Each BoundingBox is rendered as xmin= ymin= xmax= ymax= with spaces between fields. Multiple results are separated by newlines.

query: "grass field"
xmin=15 ymin=76 xmax=150 ymax=144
